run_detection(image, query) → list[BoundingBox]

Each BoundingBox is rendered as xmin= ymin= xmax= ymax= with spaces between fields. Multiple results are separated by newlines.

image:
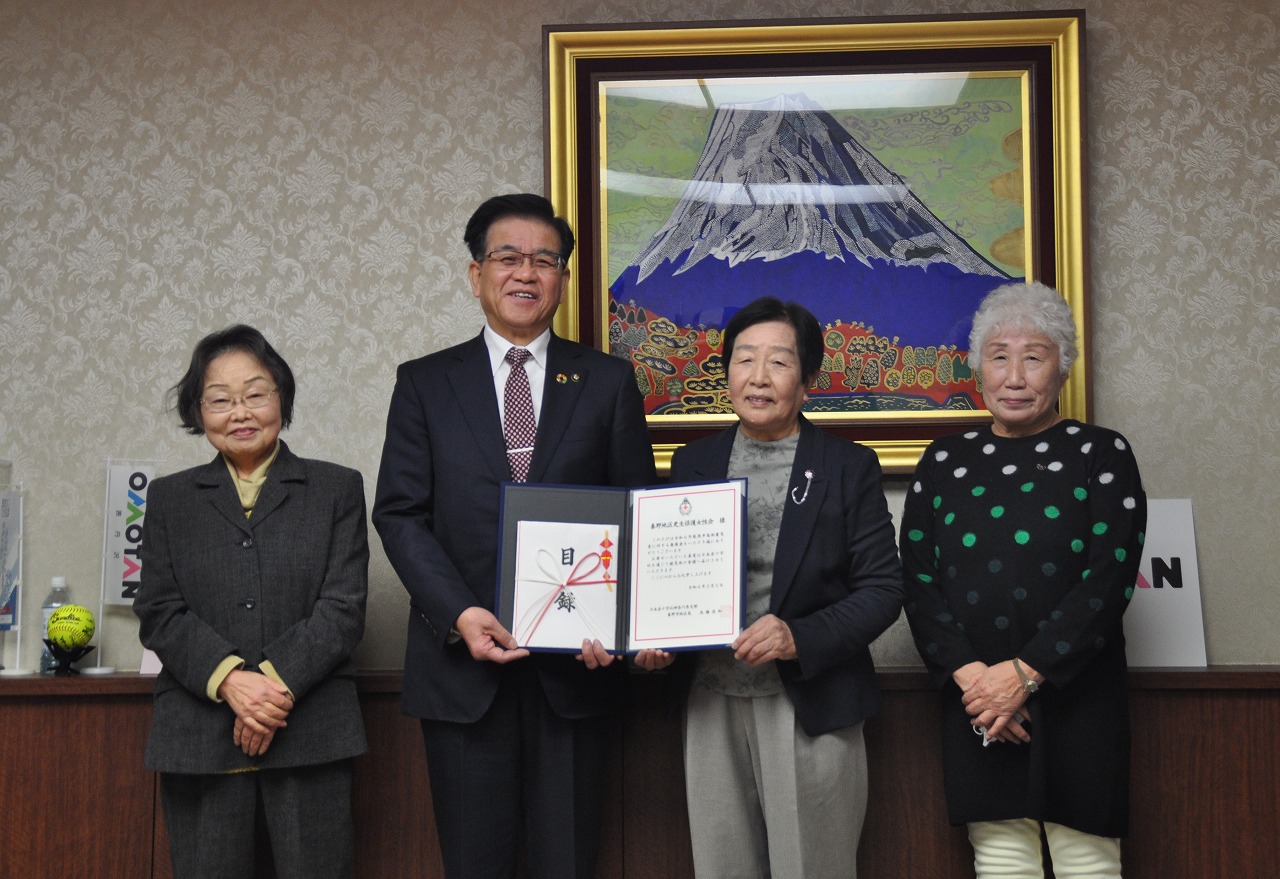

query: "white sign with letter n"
xmin=1123 ymin=498 xmax=1207 ymax=667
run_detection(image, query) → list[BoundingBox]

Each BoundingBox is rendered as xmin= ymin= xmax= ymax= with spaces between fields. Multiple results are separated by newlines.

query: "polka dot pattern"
xmin=900 ymin=419 xmax=1146 ymax=689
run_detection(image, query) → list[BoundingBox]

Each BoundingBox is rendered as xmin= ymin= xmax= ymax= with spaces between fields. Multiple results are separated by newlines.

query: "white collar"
xmin=483 ymin=325 xmax=551 ymax=372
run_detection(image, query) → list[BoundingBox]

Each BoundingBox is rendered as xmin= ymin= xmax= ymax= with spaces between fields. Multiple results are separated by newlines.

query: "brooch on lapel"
xmin=791 ymin=470 xmax=814 ymax=505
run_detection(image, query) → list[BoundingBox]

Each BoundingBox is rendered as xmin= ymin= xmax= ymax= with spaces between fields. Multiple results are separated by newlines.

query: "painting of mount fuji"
xmin=547 ymin=15 xmax=1089 ymax=467
xmin=601 ymin=74 xmax=1027 ymax=417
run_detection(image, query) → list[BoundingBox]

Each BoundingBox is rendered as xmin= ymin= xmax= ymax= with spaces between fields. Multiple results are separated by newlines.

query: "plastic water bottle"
xmin=39 ymin=576 xmax=71 ymax=674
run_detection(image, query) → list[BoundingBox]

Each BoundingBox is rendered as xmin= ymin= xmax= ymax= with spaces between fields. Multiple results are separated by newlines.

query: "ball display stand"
xmin=41 ymin=640 xmax=95 ymax=675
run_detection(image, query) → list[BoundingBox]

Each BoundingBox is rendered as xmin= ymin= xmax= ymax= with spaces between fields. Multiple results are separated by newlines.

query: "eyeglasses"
xmin=483 ymin=250 xmax=565 ymax=272
xmin=201 ymin=387 xmax=278 ymax=413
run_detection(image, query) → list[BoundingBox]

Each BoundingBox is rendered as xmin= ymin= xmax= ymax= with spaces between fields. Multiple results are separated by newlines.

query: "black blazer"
xmin=373 ymin=331 xmax=656 ymax=723
xmin=669 ymin=417 xmax=903 ymax=736
xmin=136 ymin=441 xmax=369 ymax=773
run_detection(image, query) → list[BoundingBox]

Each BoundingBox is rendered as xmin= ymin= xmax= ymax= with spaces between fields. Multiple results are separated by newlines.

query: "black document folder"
xmin=496 ymin=480 xmax=746 ymax=653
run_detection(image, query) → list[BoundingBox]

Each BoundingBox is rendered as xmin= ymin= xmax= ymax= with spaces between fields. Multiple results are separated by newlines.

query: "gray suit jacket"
xmin=136 ymin=440 xmax=369 ymax=773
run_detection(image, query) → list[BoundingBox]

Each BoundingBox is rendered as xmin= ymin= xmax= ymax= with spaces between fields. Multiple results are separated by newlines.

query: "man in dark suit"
xmin=373 ymin=194 xmax=656 ymax=879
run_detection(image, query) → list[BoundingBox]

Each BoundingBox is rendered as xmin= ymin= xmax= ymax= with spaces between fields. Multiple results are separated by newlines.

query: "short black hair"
xmin=462 ymin=193 xmax=575 ymax=262
xmin=168 ymin=324 xmax=295 ymax=436
xmin=722 ymin=297 xmax=824 ymax=383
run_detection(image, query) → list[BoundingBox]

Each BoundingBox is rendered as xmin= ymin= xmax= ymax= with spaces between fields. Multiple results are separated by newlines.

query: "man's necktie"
xmin=504 ymin=347 xmax=537 ymax=482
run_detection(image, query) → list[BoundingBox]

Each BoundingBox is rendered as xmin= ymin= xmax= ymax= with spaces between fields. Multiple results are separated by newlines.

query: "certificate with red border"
xmin=497 ymin=480 xmax=745 ymax=653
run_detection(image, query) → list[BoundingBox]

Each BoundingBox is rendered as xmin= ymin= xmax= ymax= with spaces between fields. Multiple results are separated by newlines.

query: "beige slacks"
xmin=683 ymin=686 xmax=867 ymax=879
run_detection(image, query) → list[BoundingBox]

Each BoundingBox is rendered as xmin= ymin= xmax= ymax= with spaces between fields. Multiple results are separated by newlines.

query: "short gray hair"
xmin=967 ymin=281 xmax=1078 ymax=377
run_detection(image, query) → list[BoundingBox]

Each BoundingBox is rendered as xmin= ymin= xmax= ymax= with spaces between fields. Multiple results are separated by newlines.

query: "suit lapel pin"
xmin=572 ymin=373 xmax=581 ymax=382
xmin=791 ymin=469 xmax=814 ymax=505
xmin=556 ymin=373 xmax=568 ymax=384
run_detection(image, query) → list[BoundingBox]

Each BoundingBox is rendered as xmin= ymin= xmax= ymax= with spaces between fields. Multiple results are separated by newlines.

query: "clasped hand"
xmin=219 ymin=668 xmax=294 ymax=756
xmin=955 ymin=660 xmax=1033 ymax=744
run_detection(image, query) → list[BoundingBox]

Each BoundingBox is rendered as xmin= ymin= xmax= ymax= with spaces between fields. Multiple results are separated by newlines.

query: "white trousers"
xmin=683 ymin=687 xmax=867 ymax=879
xmin=968 ymin=818 xmax=1122 ymax=879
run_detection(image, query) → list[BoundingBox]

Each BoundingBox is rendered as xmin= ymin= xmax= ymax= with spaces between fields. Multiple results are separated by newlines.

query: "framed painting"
xmin=545 ymin=12 xmax=1088 ymax=472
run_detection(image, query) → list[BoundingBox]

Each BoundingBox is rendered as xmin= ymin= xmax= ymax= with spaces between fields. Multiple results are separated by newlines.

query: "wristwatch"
xmin=1012 ymin=657 xmax=1039 ymax=694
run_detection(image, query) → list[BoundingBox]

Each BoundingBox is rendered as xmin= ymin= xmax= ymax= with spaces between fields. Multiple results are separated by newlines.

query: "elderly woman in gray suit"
xmin=135 ymin=325 xmax=368 ymax=878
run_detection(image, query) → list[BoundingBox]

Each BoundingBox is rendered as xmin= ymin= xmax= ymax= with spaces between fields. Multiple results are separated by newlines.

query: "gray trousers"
xmin=683 ymin=687 xmax=867 ymax=879
xmin=160 ymin=760 xmax=354 ymax=879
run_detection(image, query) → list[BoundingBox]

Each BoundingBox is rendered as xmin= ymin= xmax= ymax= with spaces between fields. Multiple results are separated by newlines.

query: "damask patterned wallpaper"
xmin=1 ymin=0 xmax=1276 ymax=671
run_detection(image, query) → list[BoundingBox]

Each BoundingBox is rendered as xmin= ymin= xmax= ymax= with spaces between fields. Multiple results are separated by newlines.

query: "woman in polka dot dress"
xmin=902 ymin=282 xmax=1147 ymax=879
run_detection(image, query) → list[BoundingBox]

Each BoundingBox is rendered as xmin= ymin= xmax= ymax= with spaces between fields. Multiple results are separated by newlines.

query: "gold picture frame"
xmin=545 ymin=12 xmax=1088 ymax=473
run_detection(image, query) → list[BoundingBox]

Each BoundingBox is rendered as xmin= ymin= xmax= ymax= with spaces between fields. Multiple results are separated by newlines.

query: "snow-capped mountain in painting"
xmin=609 ymin=93 xmax=1012 ymax=348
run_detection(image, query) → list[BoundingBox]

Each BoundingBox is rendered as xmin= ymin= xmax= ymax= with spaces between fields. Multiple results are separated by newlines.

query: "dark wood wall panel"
xmin=1 ymin=669 xmax=1275 ymax=879
xmin=0 ymin=680 xmax=156 ymax=878
xmin=351 ymin=689 xmax=440 ymax=876
xmin=618 ymin=674 xmax=694 ymax=877
xmin=1126 ymin=686 xmax=1280 ymax=876
xmin=860 ymin=685 xmax=974 ymax=876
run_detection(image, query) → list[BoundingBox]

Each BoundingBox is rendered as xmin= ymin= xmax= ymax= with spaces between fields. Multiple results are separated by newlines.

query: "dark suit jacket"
xmin=135 ymin=440 xmax=369 ymax=774
xmin=373 ymin=331 xmax=657 ymax=723
xmin=669 ymin=416 xmax=903 ymax=736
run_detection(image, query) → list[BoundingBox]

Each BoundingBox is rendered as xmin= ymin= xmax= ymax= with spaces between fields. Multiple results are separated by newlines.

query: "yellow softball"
xmin=47 ymin=604 xmax=96 ymax=651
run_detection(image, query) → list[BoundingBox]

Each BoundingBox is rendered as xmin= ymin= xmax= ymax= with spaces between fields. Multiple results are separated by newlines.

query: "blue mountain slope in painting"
xmin=609 ymin=92 xmax=1012 ymax=346
xmin=612 ymin=252 xmax=998 ymax=348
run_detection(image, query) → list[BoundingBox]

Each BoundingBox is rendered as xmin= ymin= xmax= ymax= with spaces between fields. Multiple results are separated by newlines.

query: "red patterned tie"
xmin=504 ymin=347 xmax=537 ymax=482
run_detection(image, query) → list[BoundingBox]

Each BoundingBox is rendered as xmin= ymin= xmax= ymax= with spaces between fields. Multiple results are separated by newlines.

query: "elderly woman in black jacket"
xmin=638 ymin=297 xmax=903 ymax=878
